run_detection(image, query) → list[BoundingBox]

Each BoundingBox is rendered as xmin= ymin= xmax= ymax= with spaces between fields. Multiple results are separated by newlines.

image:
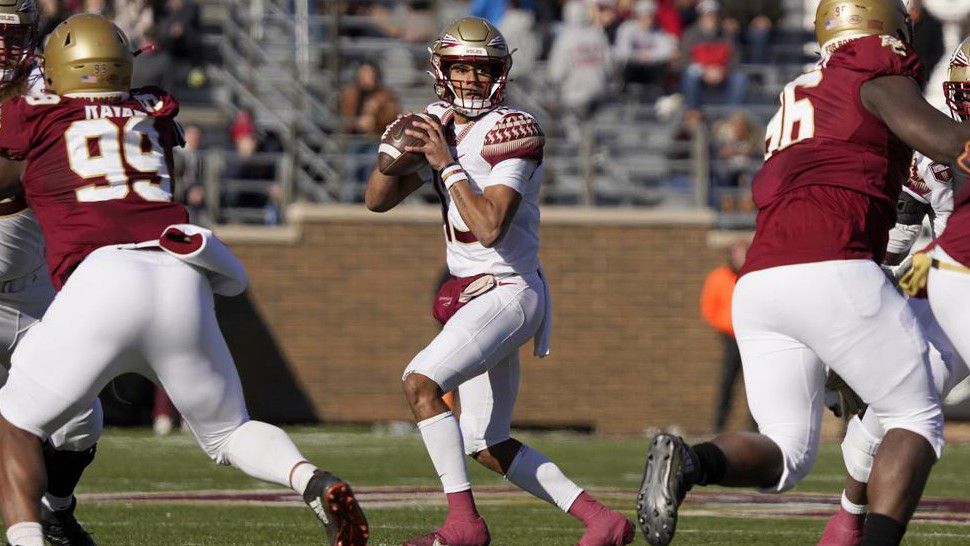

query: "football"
xmin=377 ymin=113 xmax=439 ymax=176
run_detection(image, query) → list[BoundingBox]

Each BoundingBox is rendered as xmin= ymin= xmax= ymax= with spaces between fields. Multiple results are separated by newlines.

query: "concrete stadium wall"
xmin=217 ymin=204 xmax=757 ymax=435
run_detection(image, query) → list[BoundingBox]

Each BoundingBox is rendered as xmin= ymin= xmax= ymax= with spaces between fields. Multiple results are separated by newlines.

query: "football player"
xmin=366 ymin=17 xmax=635 ymax=546
xmin=0 ymin=2 xmax=103 ymax=544
xmin=818 ymin=37 xmax=970 ymax=546
xmin=636 ymin=2 xmax=970 ymax=545
xmin=0 ymin=15 xmax=368 ymax=546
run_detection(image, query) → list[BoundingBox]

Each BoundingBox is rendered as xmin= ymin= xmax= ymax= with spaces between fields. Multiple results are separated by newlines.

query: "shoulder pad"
xmin=828 ymin=34 xmax=924 ymax=85
xmin=481 ymin=112 xmax=545 ymax=166
xmin=424 ymin=102 xmax=454 ymax=125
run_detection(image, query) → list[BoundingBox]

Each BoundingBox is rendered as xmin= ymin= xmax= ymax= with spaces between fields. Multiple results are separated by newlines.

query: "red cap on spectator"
xmin=230 ymin=109 xmax=255 ymax=142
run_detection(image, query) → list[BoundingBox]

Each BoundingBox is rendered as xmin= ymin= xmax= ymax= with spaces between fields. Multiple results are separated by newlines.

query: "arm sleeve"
xmin=886 ymin=223 xmax=922 ymax=256
xmin=480 ymin=157 xmax=538 ymax=194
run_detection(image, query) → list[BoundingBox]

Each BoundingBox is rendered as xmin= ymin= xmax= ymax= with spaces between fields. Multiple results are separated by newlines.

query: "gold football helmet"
xmin=0 ymin=0 xmax=39 ymax=86
xmin=429 ymin=17 xmax=511 ymax=118
xmin=944 ymin=37 xmax=970 ymax=121
xmin=815 ymin=0 xmax=912 ymax=49
xmin=43 ymin=14 xmax=133 ymax=96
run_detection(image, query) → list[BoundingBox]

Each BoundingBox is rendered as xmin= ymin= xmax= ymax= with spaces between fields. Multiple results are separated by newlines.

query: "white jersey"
xmin=423 ymin=102 xmax=545 ymax=277
xmin=0 ymin=64 xmax=47 ymax=281
xmin=886 ymin=152 xmax=954 ymax=256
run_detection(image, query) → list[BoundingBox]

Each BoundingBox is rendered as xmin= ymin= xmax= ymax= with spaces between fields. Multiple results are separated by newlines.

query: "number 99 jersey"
xmin=0 ymin=87 xmax=188 ymax=289
xmin=742 ymin=34 xmax=923 ymax=275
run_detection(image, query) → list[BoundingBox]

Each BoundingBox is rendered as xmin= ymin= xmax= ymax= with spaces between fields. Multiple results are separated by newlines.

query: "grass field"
xmin=64 ymin=427 xmax=969 ymax=545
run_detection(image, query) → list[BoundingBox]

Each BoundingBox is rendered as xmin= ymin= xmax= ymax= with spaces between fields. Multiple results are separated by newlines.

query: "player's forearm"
xmin=364 ymin=167 xmax=421 ymax=212
xmin=448 ymin=182 xmax=508 ymax=247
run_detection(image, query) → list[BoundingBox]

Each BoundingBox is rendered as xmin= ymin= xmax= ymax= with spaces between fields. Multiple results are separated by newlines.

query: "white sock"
xmin=6 ymin=522 xmax=44 ymax=546
xmin=41 ymin=493 xmax=74 ymax=512
xmin=289 ymin=460 xmax=318 ymax=495
xmin=418 ymin=411 xmax=471 ymax=493
xmin=505 ymin=445 xmax=583 ymax=512
xmin=222 ymin=421 xmax=310 ymax=491
xmin=841 ymin=491 xmax=868 ymax=515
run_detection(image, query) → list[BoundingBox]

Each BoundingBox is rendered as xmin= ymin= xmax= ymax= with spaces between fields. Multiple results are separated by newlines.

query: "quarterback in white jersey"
xmin=0 ymin=4 xmax=102 ymax=544
xmin=818 ymin=37 xmax=970 ymax=546
xmin=366 ymin=17 xmax=634 ymax=546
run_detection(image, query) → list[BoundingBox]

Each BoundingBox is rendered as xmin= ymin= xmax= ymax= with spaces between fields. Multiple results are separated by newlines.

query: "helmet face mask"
xmin=944 ymin=37 xmax=970 ymax=122
xmin=0 ymin=24 xmax=35 ymax=83
xmin=430 ymin=17 xmax=512 ymax=118
xmin=0 ymin=0 xmax=39 ymax=87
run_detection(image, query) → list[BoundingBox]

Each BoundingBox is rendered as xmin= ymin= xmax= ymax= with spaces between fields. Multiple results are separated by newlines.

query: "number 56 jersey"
xmin=742 ymin=34 xmax=924 ymax=275
xmin=0 ymin=88 xmax=188 ymax=289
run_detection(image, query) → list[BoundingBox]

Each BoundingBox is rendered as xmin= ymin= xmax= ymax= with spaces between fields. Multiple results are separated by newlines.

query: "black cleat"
xmin=636 ymin=433 xmax=695 ymax=546
xmin=303 ymin=470 xmax=370 ymax=546
xmin=41 ymin=497 xmax=97 ymax=546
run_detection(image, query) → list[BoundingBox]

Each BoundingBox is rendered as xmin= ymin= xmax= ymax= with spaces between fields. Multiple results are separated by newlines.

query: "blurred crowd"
xmin=329 ymin=0 xmax=959 ymax=212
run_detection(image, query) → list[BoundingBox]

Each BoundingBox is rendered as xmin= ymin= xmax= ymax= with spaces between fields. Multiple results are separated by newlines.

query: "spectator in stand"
xmin=131 ymin=27 xmax=173 ymax=89
xmin=113 ymin=0 xmax=153 ymax=46
xmin=720 ymin=0 xmax=781 ymax=64
xmin=700 ymin=240 xmax=755 ymax=433
xmin=223 ymin=110 xmax=279 ymax=210
xmin=183 ymin=184 xmax=214 ymax=228
xmin=652 ymin=0 xmax=684 ymax=37
xmin=174 ymin=123 xmax=204 ymax=191
xmin=548 ymin=1 xmax=612 ymax=121
xmin=909 ymin=0 xmax=945 ymax=88
xmin=499 ymin=0 xmax=540 ymax=83
xmin=710 ymin=110 xmax=761 ymax=210
xmin=37 ymin=0 xmax=67 ymax=39
xmin=339 ymin=60 xmax=401 ymax=138
xmin=339 ymin=60 xmax=401 ymax=200
xmin=591 ymin=0 xmax=622 ymax=43
xmin=614 ymin=0 xmax=678 ymax=89
xmin=264 ymin=183 xmax=284 ymax=226
xmin=157 ymin=0 xmax=202 ymax=65
xmin=679 ymin=0 xmax=746 ymax=110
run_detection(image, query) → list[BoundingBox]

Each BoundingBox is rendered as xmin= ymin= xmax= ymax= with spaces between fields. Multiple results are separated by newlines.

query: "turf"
xmin=53 ymin=427 xmax=970 ymax=544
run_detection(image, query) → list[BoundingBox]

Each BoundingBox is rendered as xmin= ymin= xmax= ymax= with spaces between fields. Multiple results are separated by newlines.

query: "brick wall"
xmin=218 ymin=205 xmax=765 ymax=435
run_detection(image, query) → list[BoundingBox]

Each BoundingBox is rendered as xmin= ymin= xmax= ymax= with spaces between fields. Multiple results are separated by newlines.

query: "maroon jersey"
xmin=0 ymin=88 xmax=188 ymax=289
xmin=936 ymin=143 xmax=970 ymax=265
xmin=741 ymin=35 xmax=924 ymax=276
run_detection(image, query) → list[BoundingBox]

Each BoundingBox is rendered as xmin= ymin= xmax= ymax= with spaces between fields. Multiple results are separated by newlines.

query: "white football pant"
xmin=0 ymin=263 xmax=101 ymax=452
xmin=404 ymin=271 xmax=544 ymax=454
xmin=0 ymin=247 xmax=306 ymax=484
xmin=840 ymin=295 xmax=969 ymax=483
xmin=928 ymin=246 xmax=970 ymax=380
xmin=732 ymin=260 xmax=944 ymax=493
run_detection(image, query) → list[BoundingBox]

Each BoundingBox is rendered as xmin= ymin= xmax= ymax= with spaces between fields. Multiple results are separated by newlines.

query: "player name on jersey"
xmin=83 ymin=104 xmax=147 ymax=120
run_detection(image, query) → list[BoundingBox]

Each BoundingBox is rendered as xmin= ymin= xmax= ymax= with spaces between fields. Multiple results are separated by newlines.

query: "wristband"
xmin=440 ymin=163 xmax=469 ymax=191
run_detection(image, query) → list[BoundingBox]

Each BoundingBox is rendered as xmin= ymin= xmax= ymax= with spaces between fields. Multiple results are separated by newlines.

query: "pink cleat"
xmin=402 ymin=516 xmax=491 ymax=546
xmin=577 ymin=508 xmax=636 ymax=546
xmin=817 ymin=507 xmax=864 ymax=546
